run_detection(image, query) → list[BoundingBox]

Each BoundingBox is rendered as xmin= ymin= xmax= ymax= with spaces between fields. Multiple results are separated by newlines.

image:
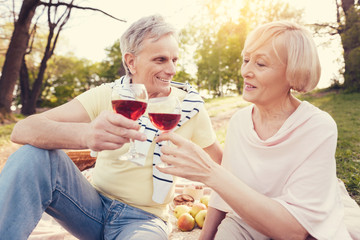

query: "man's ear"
xmin=124 ymin=52 xmax=136 ymax=74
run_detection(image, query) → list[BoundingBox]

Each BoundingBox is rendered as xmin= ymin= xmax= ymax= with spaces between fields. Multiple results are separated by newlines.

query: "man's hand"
xmin=85 ymin=110 xmax=146 ymax=151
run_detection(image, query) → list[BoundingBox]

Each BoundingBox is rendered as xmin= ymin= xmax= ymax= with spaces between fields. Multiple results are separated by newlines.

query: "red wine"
xmin=149 ymin=113 xmax=181 ymax=131
xmin=112 ymin=100 xmax=147 ymax=120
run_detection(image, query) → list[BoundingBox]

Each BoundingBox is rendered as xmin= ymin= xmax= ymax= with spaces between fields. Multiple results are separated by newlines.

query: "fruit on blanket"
xmin=189 ymin=202 xmax=207 ymax=218
xmin=177 ymin=213 xmax=195 ymax=231
xmin=195 ymin=209 xmax=207 ymax=228
xmin=174 ymin=205 xmax=190 ymax=219
xmin=200 ymin=195 xmax=210 ymax=207
xmin=173 ymin=194 xmax=194 ymax=206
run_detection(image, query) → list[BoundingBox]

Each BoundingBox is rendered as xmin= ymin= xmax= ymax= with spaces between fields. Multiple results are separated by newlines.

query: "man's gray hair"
xmin=120 ymin=14 xmax=178 ymax=76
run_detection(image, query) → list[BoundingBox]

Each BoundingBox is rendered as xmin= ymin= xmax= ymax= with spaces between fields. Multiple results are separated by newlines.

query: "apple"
xmin=173 ymin=205 xmax=190 ymax=219
xmin=195 ymin=209 xmax=207 ymax=228
xmin=189 ymin=202 xmax=207 ymax=218
xmin=177 ymin=213 xmax=195 ymax=231
xmin=200 ymin=195 xmax=210 ymax=207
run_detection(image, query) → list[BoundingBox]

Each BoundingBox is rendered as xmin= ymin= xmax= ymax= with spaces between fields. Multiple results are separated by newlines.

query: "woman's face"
xmin=241 ymin=39 xmax=290 ymax=106
xmin=128 ymin=34 xmax=179 ymax=99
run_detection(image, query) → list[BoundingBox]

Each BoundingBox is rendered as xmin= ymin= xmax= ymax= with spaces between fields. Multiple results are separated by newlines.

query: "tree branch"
xmin=39 ymin=1 xmax=126 ymax=23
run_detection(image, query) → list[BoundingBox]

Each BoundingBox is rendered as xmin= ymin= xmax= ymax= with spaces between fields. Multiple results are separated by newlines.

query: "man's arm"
xmin=203 ymin=140 xmax=223 ymax=164
xmin=11 ymin=99 xmax=146 ymax=150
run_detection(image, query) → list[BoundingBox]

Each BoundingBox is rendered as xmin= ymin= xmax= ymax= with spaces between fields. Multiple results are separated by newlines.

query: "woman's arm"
xmin=199 ymin=207 xmax=226 ymax=240
xmin=156 ymin=133 xmax=308 ymax=240
xmin=11 ymin=99 xmax=146 ymax=150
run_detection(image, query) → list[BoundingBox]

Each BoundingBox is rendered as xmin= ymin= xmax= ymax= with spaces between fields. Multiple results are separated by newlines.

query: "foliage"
xmin=184 ymin=0 xmax=303 ymax=97
xmin=341 ymin=5 xmax=360 ymax=92
xmin=41 ymin=55 xmax=100 ymax=107
xmin=0 ymin=0 xmax=125 ymax=120
xmin=300 ymin=91 xmax=360 ymax=204
xmin=0 ymin=22 xmax=13 ymax=68
xmin=97 ymin=39 xmax=125 ymax=82
xmin=40 ymin=38 xmax=127 ymax=108
xmin=314 ymin=1 xmax=360 ymax=92
xmin=172 ymin=68 xmax=195 ymax=85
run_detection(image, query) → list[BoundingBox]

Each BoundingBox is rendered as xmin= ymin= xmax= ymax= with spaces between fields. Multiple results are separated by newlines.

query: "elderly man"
xmin=0 ymin=15 xmax=222 ymax=239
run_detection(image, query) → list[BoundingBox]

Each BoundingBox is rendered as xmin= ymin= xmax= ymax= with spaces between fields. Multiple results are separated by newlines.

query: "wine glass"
xmin=148 ymin=96 xmax=181 ymax=167
xmin=111 ymin=83 xmax=148 ymax=161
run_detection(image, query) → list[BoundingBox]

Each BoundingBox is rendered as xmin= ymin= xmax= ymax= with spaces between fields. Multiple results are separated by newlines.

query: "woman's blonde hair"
xmin=243 ymin=21 xmax=321 ymax=92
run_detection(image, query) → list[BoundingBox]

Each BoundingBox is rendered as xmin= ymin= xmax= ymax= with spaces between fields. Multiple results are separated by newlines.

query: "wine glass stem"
xmin=129 ymin=139 xmax=137 ymax=154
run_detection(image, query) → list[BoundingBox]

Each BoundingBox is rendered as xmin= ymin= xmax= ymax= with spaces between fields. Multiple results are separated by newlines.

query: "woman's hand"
xmin=85 ymin=110 xmax=146 ymax=151
xmin=155 ymin=132 xmax=220 ymax=184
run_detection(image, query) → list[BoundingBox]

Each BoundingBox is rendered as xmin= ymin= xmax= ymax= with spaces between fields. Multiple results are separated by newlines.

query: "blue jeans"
xmin=0 ymin=145 xmax=170 ymax=240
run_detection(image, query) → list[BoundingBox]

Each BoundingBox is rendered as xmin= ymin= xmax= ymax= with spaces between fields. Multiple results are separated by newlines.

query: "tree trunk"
xmin=0 ymin=0 xmax=40 ymax=122
xmin=21 ymin=27 xmax=55 ymax=115
xmin=19 ymin=56 xmax=33 ymax=115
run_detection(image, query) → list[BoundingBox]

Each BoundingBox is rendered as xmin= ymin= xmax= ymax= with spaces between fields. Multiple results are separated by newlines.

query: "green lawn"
xmin=299 ymin=91 xmax=360 ymax=204
xmin=0 ymin=122 xmax=16 ymax=146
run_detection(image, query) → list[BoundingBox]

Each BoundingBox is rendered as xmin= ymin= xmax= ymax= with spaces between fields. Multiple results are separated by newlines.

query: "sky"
xmin=57 ymin=0 xmax=343 ymax=89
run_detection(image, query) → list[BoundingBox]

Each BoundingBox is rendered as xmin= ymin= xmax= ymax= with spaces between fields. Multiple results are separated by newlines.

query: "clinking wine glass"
xmin=148 ymin=96 xmax=181 ymax=167
xmin=111 ymin=83 xmax=148 ymax=161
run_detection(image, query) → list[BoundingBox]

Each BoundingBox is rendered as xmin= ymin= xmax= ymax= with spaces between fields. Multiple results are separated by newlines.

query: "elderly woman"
xmin=157 ymin=21 xmax=353 ymax=239
xmin=0 ymin=15 xmax=222 ymax=239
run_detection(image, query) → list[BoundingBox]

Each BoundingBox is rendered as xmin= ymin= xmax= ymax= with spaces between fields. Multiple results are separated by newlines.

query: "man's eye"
xmin=156 ymin=58 xmax=165 ymax=62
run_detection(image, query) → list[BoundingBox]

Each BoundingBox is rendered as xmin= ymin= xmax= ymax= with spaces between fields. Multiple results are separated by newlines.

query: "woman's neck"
xmin=252 ymin=94 xmax=300 ymax=140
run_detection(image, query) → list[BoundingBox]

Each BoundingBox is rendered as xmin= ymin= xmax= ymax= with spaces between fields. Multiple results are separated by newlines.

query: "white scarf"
xmin=107 ymin=76 xmax=204 ymax=203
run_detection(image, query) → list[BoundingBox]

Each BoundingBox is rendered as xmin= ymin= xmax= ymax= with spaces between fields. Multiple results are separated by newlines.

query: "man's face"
xmin=128 ymin=34 xmax=179 ymax=98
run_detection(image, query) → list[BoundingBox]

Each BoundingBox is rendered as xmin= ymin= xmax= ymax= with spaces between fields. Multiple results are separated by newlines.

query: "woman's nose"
xmin=241 ymin=63 xmax=254 ymax=78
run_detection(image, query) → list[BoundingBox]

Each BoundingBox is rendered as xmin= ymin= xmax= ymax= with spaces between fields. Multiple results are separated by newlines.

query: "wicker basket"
xmin=66 ymin=150 xmax=96 ymax=171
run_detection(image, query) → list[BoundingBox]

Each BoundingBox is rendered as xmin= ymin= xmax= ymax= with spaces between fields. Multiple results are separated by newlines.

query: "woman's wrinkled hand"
xmin=155 ymin=132 xmax=219 ymax=184
xmin=85 ymin=110 xmax=146 ymax=151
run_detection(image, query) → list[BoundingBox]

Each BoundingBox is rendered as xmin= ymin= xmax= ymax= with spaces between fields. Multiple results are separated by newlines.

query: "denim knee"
xmin=5 ymin=145 xmax=65 ymax=182
xmin=8 ymin=145 xmax=51 ymax=169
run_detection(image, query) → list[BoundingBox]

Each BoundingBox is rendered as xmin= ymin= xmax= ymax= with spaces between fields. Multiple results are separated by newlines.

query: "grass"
xmin=204 ymin=95 xmax=249 ymax=117
xmin=0 ymin=123 xmax=16 ymax=146
xmin=0 ymin=114 xmax=24 ymax=146
xmin=1 ymin=92 xmax=359 ymax=204
xmin=299 ymin=91 xmax=360 ymax=204
xmin=204 ymin=95 xmax=250 ymax=146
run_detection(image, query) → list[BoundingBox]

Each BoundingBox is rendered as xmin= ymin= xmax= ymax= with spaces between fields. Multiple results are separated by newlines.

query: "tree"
xmin=97 ymin=39 xmax=125 ymax=82
xmin=339 ymin=0 xmax=360 ymax=92
xmin=19 ymin=0 xmax=74 ymax=115
xmin=0 ymin=0 xmax=125 ymax=122
xmin=41 ymin=54 xmax=99 ymax=107
xmin=0 ymin=0 xmax=39 ymax=122
xmin=190 ymin=0 xmax=301 ymax=97
xmin=313 ymin=0 xmax=360 ymax=92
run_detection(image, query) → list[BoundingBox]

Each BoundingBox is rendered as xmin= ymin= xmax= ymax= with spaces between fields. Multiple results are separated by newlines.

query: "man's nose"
xmin=165 ymin=61 xmax=176 ymax=75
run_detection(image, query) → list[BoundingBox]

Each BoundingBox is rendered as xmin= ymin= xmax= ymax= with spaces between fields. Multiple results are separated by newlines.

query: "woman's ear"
xmin=124 ymin=52 xmax=136 ymax=74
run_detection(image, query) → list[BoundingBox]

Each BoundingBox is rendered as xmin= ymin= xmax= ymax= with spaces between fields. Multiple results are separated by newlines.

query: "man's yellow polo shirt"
xmin=76 ymin=84 xmax=216 ymax=221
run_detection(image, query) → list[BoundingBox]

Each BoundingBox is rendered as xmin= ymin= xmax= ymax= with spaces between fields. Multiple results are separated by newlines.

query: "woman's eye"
xmin=243 ymin=59 xmax=249 ymax=64
xmin=257 ymin=62 xmax=266 ymax=67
